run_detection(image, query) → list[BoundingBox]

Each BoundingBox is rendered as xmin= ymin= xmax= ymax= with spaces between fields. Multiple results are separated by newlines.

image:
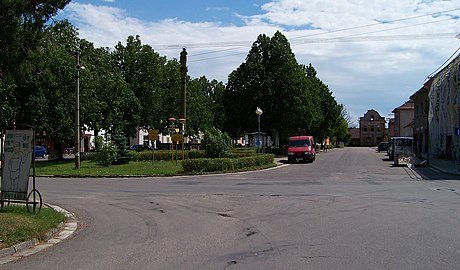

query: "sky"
xmin=58 ymin=0 xmax=460 ymax=126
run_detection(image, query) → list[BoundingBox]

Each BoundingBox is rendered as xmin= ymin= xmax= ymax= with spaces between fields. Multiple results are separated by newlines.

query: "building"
xmin=392 ymin=100 xmax=414 ymax=137
xmin=388 ymin=118 xmax=395 ymax=138
xmin=427 ymin=54 xmax=460 ymax=159
xmin=410 ymin=79 xmax=432 ymax=158
xmin=359 ymin=110 xmax=386 ymax=146
xmin=348 ymin=128 xmax=360 ymax=146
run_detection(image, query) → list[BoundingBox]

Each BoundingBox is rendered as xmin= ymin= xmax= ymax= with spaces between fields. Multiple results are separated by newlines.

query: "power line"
xmin=426 ymin=46 xmax=460 ymax=79
xmin=292 ymin=33 xmax=457 ymax=44
xmin=293 ymin=18 xmax=455 ymax=44
xmin=189 ymin=33 xmax=457 ymax=62
xmin=153 ymin=7 xmax=459 ymax=55
xmin=289 ymin=7 xmax=460 ymax=41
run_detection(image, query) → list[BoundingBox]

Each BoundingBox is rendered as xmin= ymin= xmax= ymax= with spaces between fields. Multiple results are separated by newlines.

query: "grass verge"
xmin=0 ymin=205 xmax=65 ymax=248
xmin=34 ymin=159 xmax=184 ymax=177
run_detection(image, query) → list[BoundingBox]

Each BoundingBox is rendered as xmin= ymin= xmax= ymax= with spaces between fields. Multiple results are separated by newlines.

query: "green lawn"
xmin=0 ymin=205 xmax=65 ymax=248
xmin=33 ymin=159 xmax=184 ymax=177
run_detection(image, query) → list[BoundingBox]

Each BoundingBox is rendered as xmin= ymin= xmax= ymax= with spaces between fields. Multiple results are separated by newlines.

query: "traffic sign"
xmin=171 ymin=133 xmax=183 ymax=142
xmin=148 ymin=129 xmax=159 ymax=140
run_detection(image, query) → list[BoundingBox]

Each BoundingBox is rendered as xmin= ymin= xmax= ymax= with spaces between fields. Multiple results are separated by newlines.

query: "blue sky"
xmin=59 ymin=0 xmax=460 ymax=126
xmin=70 ymin=0 xmax=269 ymax=26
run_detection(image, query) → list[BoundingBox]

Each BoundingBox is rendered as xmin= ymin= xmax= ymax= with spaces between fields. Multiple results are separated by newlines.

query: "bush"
xmin=93 ymin=141 xmax=117 ymax=167
xmin=131 ymin=150 xmax=207 ymax=161
xmin=111 ymin=134 xmax=132 ymax=165
xmin=182 ymin=154 xmax=274 ymax=173
xmin=204 ymin=127 xmax=231 ymax=158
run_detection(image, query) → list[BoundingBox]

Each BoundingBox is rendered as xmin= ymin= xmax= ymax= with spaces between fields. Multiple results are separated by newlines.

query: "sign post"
xmin=171 ymin=133 xmax=183 ymax=166
xmin=1 ymin=127 xmax=42 ymax=213
xmin=148 ymin=129 xmax=159 ymax=162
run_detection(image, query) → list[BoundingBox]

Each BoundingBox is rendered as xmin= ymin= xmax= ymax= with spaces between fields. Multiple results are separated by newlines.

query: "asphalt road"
xmin=3 ymin=147 xmax=460 ymax=270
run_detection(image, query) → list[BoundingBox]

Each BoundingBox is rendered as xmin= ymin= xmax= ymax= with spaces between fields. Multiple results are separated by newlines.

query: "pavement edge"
xmin=0 ymin=203 xmax=78 ymax=266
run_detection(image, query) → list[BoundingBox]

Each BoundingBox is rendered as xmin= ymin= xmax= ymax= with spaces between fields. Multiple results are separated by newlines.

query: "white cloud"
xmin=60 ymin=1 xmax=460 ymax=123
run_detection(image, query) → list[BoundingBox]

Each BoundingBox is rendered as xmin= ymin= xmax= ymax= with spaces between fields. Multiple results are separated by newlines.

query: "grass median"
xmin=33 ymin=159 xmax=184 ymax=177
xmin=0 ymin=205 xmax=65 ymax=249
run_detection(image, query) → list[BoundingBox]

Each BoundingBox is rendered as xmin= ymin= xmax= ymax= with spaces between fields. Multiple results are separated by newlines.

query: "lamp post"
xmin=255 ymin=107 xmax=263 ymax=153
xmin=75 ymin=51 xmax=85 ymax=169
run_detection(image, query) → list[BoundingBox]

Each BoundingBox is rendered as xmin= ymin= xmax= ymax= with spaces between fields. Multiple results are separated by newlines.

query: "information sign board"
xmin=1 ymin=129 xmax=33 ymax=200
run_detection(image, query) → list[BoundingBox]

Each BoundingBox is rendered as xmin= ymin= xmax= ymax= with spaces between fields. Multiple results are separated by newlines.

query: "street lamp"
xmin=75 ymin=50 xmax=85 ymax=169
xmin=255 ymin=107 xmax=263 ymax=153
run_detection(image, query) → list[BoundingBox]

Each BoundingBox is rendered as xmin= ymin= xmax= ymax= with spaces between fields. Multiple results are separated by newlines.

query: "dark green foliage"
xmin=131 ymin=150 xmax=207 ymax=161
xmin=182 ymin=154 xmax=274 ymax=173
xmin=111 ymin=134 xmax=132 ymax=165
xmin=225 ymin=31 xmax=343 ymax=147
xmin=204 ymin=127 xmax=231 ymax=158
xmin=93 ymin=137 xmax=117 ymax=167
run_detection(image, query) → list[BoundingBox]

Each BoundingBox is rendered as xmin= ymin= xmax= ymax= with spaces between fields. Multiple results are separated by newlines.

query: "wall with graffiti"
xmin=428 ymin=54 xmax=460 ymax=159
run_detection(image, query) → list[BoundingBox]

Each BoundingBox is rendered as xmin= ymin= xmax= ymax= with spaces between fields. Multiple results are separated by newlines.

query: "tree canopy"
xmin=224 ymin=31 xmax=344 ymax=146
xmin=1 ymin=4 xmax=348 ymax=156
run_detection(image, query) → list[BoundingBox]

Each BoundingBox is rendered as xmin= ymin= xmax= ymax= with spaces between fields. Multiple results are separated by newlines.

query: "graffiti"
xmin=429 ymin=55 xmax=460 ymax=158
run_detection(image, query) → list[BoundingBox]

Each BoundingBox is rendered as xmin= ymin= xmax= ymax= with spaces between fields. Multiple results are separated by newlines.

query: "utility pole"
xmin=75 ymin=51 xmax=84 ymax=169
xmin=180 ymin=48 xmax=188 ymax=126
xmin=180 ymin=48 xmax=188 ymax=157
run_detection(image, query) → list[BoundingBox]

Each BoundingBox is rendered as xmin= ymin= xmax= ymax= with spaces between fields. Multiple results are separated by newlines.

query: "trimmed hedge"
xmin=131 ymin=150 xmax=207 ymax=161
xmin=182 ymin=154 xmax=275 ymax=173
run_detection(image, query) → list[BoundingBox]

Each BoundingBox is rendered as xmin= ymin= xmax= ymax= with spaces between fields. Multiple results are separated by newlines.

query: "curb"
xmin=0 ymin=204 xmax=78 ymax=266
xmin=428 ymin=163 xmax=460 ymax=176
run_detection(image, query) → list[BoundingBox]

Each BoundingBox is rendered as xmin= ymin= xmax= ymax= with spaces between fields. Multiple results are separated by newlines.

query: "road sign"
xmin=455 ymin=128 xmax=460 ymax=136
xmin=148 ymin=129 xmax=159 ymax=140
xmin=171 ymin=133 xmax=183 ymax=142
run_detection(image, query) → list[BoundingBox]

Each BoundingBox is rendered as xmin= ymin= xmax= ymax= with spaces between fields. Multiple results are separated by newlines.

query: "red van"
xmin=287 ymin=136 xmax=316 ymax=163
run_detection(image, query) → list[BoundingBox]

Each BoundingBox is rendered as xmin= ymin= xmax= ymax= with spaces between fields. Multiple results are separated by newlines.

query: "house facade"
xmin=427 ymin=54 xmax=460 ymax=159
xmin=359 ymin=109 xmax=386 ymax=146
xmin=410 ymin=79 xmax=432 ymax=158
xmin=392 ymin=100 xmax=414 ymax=137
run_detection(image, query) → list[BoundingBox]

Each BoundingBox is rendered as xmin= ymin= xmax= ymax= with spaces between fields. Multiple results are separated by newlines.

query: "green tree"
xmin=204 ymin=127 xmax=231 ymax=158
xmin=14 ymin=20 xmax=78 ymax=158
xmin=79 ymin=40 xmax=141 ymax=139
xmin=224 ymin=31 xmax=313 ymax=146
xmin=114 ymin=35 xmax=169 ymax=132
xmin=186 ymin=76 xmax=226 ymax=136
xmin=0 ymin=0 xmax=71 ymax=129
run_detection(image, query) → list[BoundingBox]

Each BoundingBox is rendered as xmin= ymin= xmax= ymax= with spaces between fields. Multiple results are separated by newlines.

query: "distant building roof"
xmin=393 ymin=100 xmax=414 ymax=113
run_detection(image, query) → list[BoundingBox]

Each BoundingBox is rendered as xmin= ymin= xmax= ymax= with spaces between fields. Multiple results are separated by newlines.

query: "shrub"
xmin=93 ymin=141 xmax=117 ymax=167
xmin=182 ymin=154 xmax=274 ymax=173
xmin=204 ymin=127 xmax=231 ymax=158
xmin=131 ymin=150 xmax=207 ymax=161
xmin=111 ymin=134 xmax=132 ymax=165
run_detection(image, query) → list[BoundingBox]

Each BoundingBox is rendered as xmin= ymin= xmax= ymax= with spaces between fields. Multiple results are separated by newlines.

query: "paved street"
xmin=3 ymin=147 xmax=460 ymax=270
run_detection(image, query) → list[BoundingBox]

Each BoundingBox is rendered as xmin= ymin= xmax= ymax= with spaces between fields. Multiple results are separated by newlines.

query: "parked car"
xmin=377 ymin=142 xmax=389 ymax=152
xmin=287 ymin=136 xmax=316 ymax=163
xmin=128 ymin=144 xmax=150 ymax=151
xmin=34 ymin=146 xmax=47 ymax=158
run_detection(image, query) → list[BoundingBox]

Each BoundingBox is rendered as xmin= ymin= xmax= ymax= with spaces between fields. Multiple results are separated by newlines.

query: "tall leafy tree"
xmin=225 ymin=31 xmax=313 ymax=146
xmin=114 ymin=35 xmax=168 ymax=133
xmin=79 ymin=40 xmax=141 ymax=138
xmin=32 ymin=20 xmax=78 ymax=154
xmin=0 ymin=0 xmax=70 ymax=129
xmin=187 ymin=76 xmax=217 ymax=135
